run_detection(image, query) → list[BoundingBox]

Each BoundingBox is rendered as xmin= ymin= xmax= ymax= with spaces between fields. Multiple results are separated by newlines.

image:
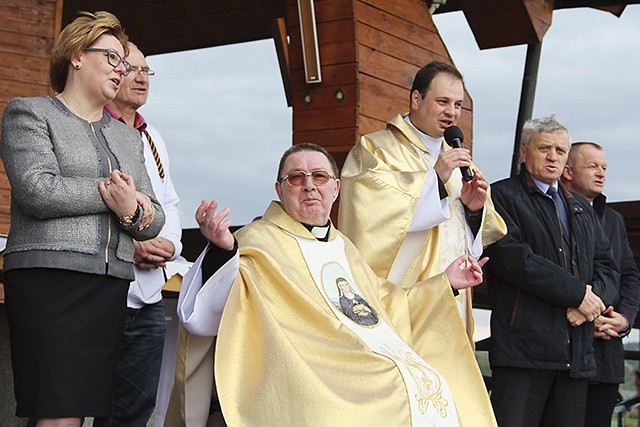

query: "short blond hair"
xmin=50 ymin=11 xmax=129 ymax=93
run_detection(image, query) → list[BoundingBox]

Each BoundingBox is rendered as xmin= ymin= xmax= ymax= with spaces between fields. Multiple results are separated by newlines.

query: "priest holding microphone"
xmin=338 ymin=61 xmax=506 ymax=343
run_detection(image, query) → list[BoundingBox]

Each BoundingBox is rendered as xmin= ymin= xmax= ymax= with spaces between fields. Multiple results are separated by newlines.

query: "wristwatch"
xmin=119 ymin=205 xmax=142 ymax=227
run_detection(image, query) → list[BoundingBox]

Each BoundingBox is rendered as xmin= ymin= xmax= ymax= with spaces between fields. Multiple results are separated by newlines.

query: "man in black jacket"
xmin=485 ymin=115 xmax=619 ymax=427
xmin=562 ymin=141 xmax=640 ymax=427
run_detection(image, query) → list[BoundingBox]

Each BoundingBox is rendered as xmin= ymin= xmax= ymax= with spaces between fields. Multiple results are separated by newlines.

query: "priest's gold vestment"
xmin=339 ymin=114 xmax=507 ymax=340
xmin=167 ymin=202 xmax=496 ymax=426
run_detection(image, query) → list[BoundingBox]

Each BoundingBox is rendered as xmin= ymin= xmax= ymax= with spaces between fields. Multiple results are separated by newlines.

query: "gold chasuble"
xmin=338 ymin=114 xmax=506 ymax=341
xmin=168 ymin=202 xmax=496 ymax=426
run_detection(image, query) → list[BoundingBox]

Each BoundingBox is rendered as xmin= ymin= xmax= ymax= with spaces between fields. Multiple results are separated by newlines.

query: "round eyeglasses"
xmin=84 ymin=47 xmax=132 ymax=76
xmin=129 ymin=65 xmax=155 ymax=77
xmin=278 ymin=170 xmax=336 ymax=187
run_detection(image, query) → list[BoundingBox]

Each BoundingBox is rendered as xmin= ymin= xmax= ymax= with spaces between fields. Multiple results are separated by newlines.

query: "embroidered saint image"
xmin=335 ymin=277 xmax=379 ymax=326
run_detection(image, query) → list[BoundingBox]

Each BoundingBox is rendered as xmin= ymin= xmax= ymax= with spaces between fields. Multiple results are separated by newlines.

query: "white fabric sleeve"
xmin=466 ymin=210 xmax=485 ymax=259
xmin=408 ymin=169 xmax=450 ymax=232
xmin=177 ymin=244 xmax=239 ymax=337
xmin=158 ymin=175 xmax=182 ymax=260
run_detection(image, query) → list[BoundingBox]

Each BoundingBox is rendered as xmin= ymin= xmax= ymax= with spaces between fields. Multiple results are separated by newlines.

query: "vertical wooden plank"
xmin=0 ymin=0 xmax=61 ymax=236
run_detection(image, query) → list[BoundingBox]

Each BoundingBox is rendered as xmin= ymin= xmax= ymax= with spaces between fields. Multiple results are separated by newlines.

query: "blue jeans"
xmin=94 ymin=301 xmax=167 ymax=427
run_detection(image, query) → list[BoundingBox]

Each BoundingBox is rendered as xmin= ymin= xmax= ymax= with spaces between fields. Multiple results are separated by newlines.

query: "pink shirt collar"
xmin=104 ymin=104 xmax=147 ymax=134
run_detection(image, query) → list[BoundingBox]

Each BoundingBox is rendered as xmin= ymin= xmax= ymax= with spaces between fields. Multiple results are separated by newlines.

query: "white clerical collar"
xmin=302 ymin=222 xmax=331 ymax=241
xmin=404 ymin=115 xmax=443 ymax=156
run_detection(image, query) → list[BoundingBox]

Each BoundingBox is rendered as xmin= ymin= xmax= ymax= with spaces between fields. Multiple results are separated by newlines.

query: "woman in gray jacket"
xmin=0 ymin=11 xmax=165 ymax=427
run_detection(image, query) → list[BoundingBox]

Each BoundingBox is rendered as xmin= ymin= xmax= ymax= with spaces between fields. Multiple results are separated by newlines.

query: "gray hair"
xmin=520 ymin=115 xmax=570 ymax=147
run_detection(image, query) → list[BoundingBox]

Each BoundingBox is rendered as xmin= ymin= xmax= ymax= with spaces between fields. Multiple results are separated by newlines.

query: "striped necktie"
xmin=143 ymin=129 xmax=165 ymax=180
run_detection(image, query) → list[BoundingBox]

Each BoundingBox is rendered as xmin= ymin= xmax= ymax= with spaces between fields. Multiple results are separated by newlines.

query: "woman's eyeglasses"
xmin=84 ymin=48 xmax=132 ymax=76
xmin=278 ymin=170 xmax=336 ymax=187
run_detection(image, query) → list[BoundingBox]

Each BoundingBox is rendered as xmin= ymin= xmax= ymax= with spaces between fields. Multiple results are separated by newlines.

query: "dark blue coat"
xmin=485 ymin=167 xmax=619 ymax=379
xmin=591 ymin=194 xmax=640 ymax=384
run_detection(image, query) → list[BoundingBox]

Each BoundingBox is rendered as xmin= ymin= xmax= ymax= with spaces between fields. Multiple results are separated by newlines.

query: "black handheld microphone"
xmin=443 ymin=125 xmax=473 ymax=182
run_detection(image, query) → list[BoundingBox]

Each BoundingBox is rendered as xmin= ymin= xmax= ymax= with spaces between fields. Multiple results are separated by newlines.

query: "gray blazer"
xmin=0 ymin=96 xmax=165 ymax=280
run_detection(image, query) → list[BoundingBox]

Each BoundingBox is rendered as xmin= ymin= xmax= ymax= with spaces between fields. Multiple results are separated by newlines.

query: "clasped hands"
xmin=134 ymin=237 xmax=175 ymax=269
xmin=98 ymin=170 xmax=154 ymax=229
xmin=566 ymin=285 xmax=628 ymax=339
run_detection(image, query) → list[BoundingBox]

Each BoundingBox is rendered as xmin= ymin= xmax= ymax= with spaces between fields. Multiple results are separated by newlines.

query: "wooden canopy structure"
xmin=2 ymin=0 xmax=639 ymax=231
xmin=1 ymin=0 xmax=638 ymax=273
xmin=2 ymin=0 xmax=639 ymax=299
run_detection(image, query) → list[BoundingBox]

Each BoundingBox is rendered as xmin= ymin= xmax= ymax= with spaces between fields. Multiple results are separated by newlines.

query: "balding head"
xmin=562 ymin=142 xmax=607 ymax=203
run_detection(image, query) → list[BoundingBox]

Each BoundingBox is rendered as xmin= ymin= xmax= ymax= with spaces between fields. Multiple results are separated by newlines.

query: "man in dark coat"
xmin=562 ymin=141 xmax=640 ymax=427
xmin=485 ymin=115 xmax=619 ymax=427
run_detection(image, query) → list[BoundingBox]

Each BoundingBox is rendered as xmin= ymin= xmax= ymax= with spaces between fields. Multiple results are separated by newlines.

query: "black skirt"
xmin=4 ymin=268 xmax=129 ymax=418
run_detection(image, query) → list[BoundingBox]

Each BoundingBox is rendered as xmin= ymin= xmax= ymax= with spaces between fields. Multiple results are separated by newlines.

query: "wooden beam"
xmin=462 ymin=0 xmax=554 ymax=50
xmin=271 ymin=17 xmax=293 ymax=107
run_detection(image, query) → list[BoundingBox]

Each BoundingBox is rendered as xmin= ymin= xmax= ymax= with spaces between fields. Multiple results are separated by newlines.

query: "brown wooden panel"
xmin=358 ymin=114 xmax=387 ymax=136
xmin=0 ymin=52 xmax=50 ymax=87
xmin=456 ymin=110 xmax=474 ymax=150
xmin=287 ymin=0 xmax=357 ymax=85
xmin=358 ymin=0 xmax=438 ymax=32
xmin=317 ymin=19 xmax=356 ymax=44
xmin=288 ymin=18 xmax=357 ymax=81
xmin=289 ymin=40 xmax=358 ymax=83
xmin=0 ymin=0 xmax=57 ymax=38
xmin=357 ymin=23 xmax=449 ymax=71
xmin=463 ymin=0 xmax=553 ymax=49
xmin=311 ymin=0 xmax=356 ymax=23
xmin=286 ymin=0 xmax=356 ymax=32
xmin=357 ymin=44 xmax=448 ymax=102
xmin=354 ymin=1 xmax=442 ymax=55
xmin=0 ymin=79 xmax=50 ymax=100
xmin=0 ymin=0 xmax=57 ymax=239
xmin=330 ymin=146 xmax=351 ymax=167
xmin=293 ymin=127 xmax=358 ymax=149
xmin=0 ymin=30 xmax=54 ymax=59
xmin=609 ymin=201 xmax=640 ymax=227
xmin=608 ymin=201 xmax=640 ymax=328
xmin=358 ymin=73 xmax=411 ymax=124
xmin=293 ymin=106 xmax=358 ymax=132
xmin=292 ymin=84 xmax=358 ymax=112
xmin=291 ymin=61 xmax=356 ymax=93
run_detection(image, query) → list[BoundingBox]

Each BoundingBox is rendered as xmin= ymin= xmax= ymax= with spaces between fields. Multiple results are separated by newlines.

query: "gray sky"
xmin=141 ymin=5 xmax=640 ymax=229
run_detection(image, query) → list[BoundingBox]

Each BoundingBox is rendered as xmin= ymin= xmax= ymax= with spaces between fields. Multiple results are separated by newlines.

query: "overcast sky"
xmin=141 ymin=5 xmax=640 ymax=229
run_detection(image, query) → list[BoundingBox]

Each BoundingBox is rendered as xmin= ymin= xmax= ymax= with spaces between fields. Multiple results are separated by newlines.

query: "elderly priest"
xmin=166 ymin=143 xmax=497 ymax=427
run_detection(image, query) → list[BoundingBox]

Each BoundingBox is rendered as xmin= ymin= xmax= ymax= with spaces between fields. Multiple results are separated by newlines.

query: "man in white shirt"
xmin=98 ymin=43 xmax=182 ymax=427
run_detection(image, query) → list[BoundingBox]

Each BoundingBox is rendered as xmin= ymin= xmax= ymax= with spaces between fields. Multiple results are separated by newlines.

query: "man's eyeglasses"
xmin=84 ymin=48 xmax=132 ymax=76
xmin=278 ymin=170 xmax=336 ymax=187
xmin=129 ymin=65 xmax=155 ymax=77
